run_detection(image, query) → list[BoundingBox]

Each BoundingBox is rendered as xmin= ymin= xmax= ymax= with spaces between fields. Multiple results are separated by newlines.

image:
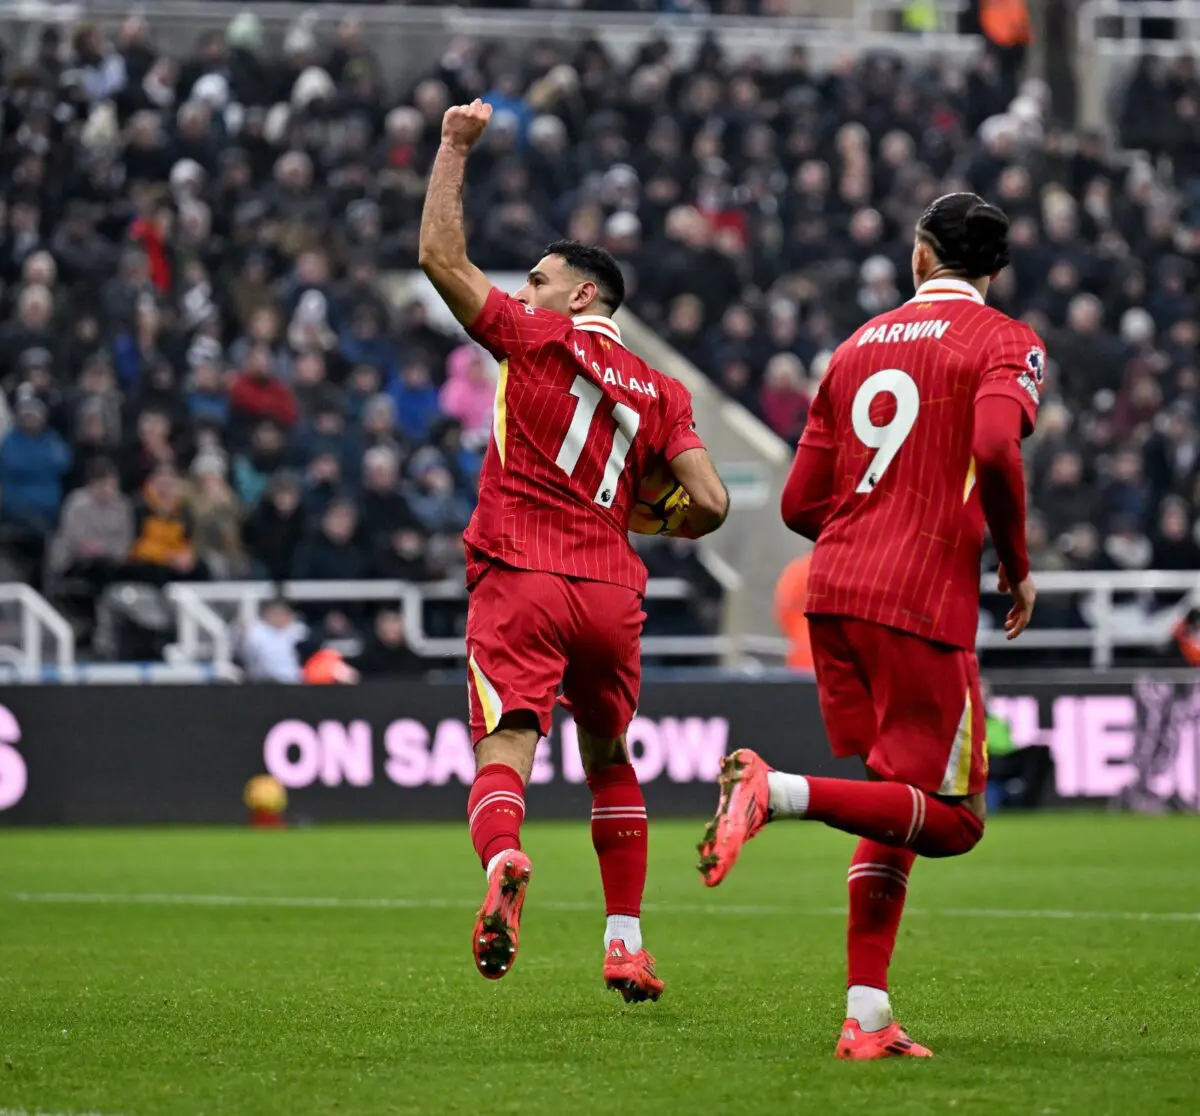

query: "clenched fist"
xmin=441 ymin=99 xmax=493 ymax=153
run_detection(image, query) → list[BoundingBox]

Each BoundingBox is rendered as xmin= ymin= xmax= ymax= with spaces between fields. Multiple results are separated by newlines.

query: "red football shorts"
xmin=465 ymin=564 xmax=644 ymax=745
xmin=808 ymin=615 xmax=987 ymax=797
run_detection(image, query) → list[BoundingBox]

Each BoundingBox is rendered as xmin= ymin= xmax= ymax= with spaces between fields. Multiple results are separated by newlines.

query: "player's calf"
xmin=765 ymin=772 xmax=985 ymax=857
xmin=580 ymin=729 xmax=658 ymax=999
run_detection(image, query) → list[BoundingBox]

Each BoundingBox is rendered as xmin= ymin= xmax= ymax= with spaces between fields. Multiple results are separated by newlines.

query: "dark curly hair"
xmin=544 ymin=239 xmax=626 ymax=314
xmin=916 ymin=192 xmax=1011 ymax=279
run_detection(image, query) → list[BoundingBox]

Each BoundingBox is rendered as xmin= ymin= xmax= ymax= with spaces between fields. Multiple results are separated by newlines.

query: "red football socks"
xmin=467 ymin=762 xmax=526 ymax=870
xmin=587 ymin=762 xmax=648 ymax=917
xmin=846 ymin=838 xmax=916 ymax=991
xmin=805 ymin=777 xmax=984 ymax=858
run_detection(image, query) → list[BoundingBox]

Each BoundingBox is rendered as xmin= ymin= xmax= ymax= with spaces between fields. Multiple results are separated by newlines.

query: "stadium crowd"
xmin=0 ymin=12 xmax=1197 ymax=662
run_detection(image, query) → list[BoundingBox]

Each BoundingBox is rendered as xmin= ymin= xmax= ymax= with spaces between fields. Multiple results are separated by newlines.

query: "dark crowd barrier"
xmin=0 ymin=676 xmax=1196 ymax=824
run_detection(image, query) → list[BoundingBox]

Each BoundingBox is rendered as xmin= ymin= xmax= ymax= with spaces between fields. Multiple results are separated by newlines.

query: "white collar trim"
xmin=573 ymin=315 xmax=624 ymax=347
xmin=910 ymin=277 xmax=986 ymax=305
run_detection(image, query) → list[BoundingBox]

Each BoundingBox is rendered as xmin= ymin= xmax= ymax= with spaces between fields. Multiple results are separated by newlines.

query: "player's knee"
xmin=913 ymin=799 xmax=985 ymax=858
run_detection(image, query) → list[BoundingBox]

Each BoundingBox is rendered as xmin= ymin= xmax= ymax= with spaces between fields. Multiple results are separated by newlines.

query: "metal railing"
xmin=1079 ymin=0 xmax=1200 ymax=54
xmin=1077 ymin=0 xmax=1200 ymax=133
xmin=165 ymin=576 xmax=716 ymax=672
xmin=161 ymin=569 xmax=1200 ymax=675
xmin=0 ymin=583 xmax=75 ymax=682
xmin=5 ymin=570 xmax=1198 ymax=681
xmin=854 ymin=0 xmax=969 ymax=32
xmin=976 ymin=569 xmax=1199 ymax=670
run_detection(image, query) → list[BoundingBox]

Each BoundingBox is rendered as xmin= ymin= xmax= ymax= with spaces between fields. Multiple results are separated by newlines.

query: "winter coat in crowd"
xmin=404 ymin=462 xmax=473 ymax=536
xmin=289 ymin=530 xmax=368 ymax=582
xmin=389 ymin=368 xmax=442 ymax=443
xmin=48 ymin=484 xmax=134 ymax=574
xmin=0 ymin=421 xmax=72 ymax=531
xmin=244 ymin=493 xmax=306 ymax=581
xmin=438 ymin=345 xmax=496 ymax=444
xmin=229 ymin=370 xmax=299 ymax=431
xmin=129 ymin=482 xmax=195 ymax=569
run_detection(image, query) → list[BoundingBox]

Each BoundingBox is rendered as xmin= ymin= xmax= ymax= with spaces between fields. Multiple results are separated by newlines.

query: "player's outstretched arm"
xmin=418 ymin=100 xmax=494 ymax=328
xmin=669 ymin=447 xmax=730 ymax=538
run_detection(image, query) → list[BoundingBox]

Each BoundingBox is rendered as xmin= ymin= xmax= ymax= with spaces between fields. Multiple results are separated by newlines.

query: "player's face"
xmin=514 ymin=255 xmax=599 ymax=317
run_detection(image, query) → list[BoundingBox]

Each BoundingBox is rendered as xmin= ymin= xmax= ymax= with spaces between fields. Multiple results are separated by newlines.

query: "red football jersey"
xmin=464 ymin=287 xmax=704 ymax=594
xmin=801 ymin=277 xmax=1045 ymax=649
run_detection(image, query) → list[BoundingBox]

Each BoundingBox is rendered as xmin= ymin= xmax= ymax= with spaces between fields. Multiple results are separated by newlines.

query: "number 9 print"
xmin=851 ymin=368 xmax=920 ymax=494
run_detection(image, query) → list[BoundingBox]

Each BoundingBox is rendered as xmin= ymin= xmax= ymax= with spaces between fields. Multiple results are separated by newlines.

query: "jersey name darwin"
xmin=856 ymin=319 xmax=952 ymax=347
xmin=572 ymin=340 xmax=658 ymax=398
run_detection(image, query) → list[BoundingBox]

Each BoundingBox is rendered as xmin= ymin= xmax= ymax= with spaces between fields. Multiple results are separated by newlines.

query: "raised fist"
xmin=441 ymin=99 xmax=493 ymax=153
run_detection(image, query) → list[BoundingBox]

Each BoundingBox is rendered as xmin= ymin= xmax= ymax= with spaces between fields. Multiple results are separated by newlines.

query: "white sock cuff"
xmin=847 ymin=984 xmax=892 ymax=1033
xmin=767 ymin=772 xmax=811 ymax=818
xmin=605 ymin=914 xmax=642 ymax=954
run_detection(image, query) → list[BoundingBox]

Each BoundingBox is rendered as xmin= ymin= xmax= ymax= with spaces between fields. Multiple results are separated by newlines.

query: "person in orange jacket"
xmin=302 ymin=647 xmax=360 ymax=684
xmin=775 ymin=552 xmax=815 ymax=671
xmin=1173 ymin=608 xmax=1200 ymax=667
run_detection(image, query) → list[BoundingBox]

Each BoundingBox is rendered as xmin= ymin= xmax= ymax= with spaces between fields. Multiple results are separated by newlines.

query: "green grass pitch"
xmin=1 ymin=815 xmax=1198 ymax=1116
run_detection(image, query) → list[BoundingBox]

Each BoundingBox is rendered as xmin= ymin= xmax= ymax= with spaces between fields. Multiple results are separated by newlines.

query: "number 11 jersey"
xmin=800 ymin=277 xmax=1045 ymax=650
xmin=464 ymin=287 xmax=704 ymax=595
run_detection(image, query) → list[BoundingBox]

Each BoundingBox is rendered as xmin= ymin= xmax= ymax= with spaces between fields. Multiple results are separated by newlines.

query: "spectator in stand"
xmin=127 ymin=464 xmax=200 ymax=584
xmin=112 ymin=300 xmax=168 ymax=392
xmin=188 ymin=452 xmax=247 ymax=579
xmin=291 ymin=401 xmax=359 ymax=475
xmin=349 ymin=608 xmax=425 ymax=677
xmin=233 ymin=421 xmax=288 ymax=510
xmin=186 ymin=357 xmax=231 ymax=430
xmin=48 ymin=457 xmax=134 ymax=596
xmin=0 ymin=396 xmax=72 ymax=541
xmin=372 ymin=525 xmax=438 ymax=583
xmin=0 ymin=285 xmax=59 ymax=376
xmin=244 ymin=470 xmax=306 ymax=582
xmin=361 ymin=394 xmax=403 ymax=456
xmin=290 ymin=496 xmax=368 ymax=634
xmin=229 ymin=345 xmax=299 ymax=440
xmin=758 ymin=353 xmax=811 ymax=443
xmin=1173 ymin=607 xmax=1200 ymax=667
xmin=1038 ymin=451 xmax=1095 ymax=537
xmin=359 ymin=445 xmax=416 ymax=549
xmin=1152 ymin=496 xmax=1200 ymax=571
xmin=121 ymin=408 xmax=178 ymax=494
xmin=389 ymin=359 xmax=442 ymax=443
xmin=344 ymin=363 xmax=386 ymax=426
xmin=433 ymin=418 xmax=482 ymax=498
xmin=338 ymin=303 xmax=399 ymax=385
xmin=240 ymin=596 xmax=308 ymax=684
xmin=404 ymin=450 xmax=473 ymax=537
xmin=438 ymin=345 xmax=495 ymax=447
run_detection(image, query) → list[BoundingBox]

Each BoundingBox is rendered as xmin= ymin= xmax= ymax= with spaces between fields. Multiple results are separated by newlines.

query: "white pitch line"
xmin=0 ymin=1109 xmax=121 ymax=1116
xmin=9 ymin=892 xmax=1200 ymax=923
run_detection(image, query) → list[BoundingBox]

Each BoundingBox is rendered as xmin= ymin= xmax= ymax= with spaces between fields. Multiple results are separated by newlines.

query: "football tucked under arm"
xmin=628 ymin=450 xmax=729 ymax=538
xmin=628 ymin=459 xmax=692 ymax=536
xmin=665 ymin=447 xmax=729 ymax=538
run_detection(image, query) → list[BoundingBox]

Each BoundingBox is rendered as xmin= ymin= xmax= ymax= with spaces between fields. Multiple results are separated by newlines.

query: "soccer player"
xmin=697 ymin=193 xmax=1042 ymax=1057
xmin=420 ymin=100 xmax=729 ymax=1000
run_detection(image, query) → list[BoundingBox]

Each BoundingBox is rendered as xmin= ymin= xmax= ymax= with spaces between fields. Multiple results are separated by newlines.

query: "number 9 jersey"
xmin=800 ymin=277 xmax=1045 ymax=650
xmin=464 ymin=287 xmax=705 ymax=595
